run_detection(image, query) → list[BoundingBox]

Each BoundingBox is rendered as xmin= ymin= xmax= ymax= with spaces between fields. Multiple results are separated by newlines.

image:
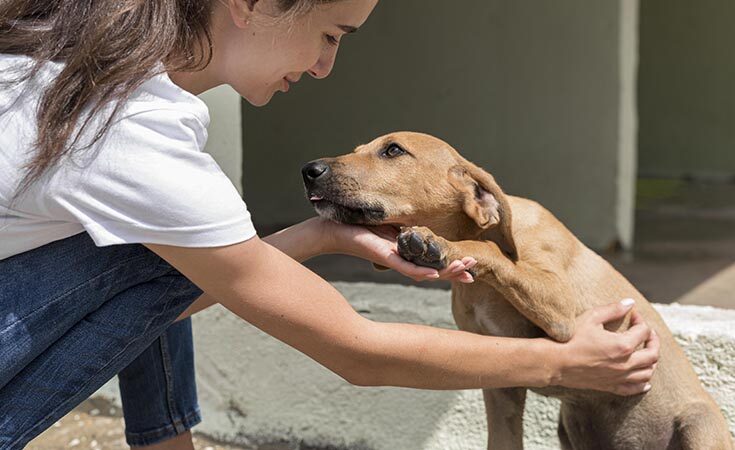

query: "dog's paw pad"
xmin=407 ymin=231 xmax=425 ymax=255
xmin=426 ymin=240 xmax=443 ymax=260
xmin=397 ymin=227 xmax=447 ymax=270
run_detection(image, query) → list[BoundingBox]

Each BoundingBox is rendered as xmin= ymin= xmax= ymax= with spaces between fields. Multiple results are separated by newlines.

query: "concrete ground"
xmin=28 ymin=180 xmax=735 ymax=449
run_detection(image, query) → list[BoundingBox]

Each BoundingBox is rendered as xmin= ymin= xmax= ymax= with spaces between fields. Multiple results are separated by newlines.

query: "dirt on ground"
xmin=28 ymin=398 xmax=247 ymax=450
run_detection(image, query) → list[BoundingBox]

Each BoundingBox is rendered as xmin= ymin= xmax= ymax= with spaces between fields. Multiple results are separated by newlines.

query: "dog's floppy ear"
xmin=448 ymin=163 xmax=518 ymax=260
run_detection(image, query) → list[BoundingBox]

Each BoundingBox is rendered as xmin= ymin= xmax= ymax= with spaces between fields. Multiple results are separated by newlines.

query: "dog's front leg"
xmin=398 ymin=226 xmax=576 ymax=342
xmin=483 ymin=388 xmax=527 ymax=450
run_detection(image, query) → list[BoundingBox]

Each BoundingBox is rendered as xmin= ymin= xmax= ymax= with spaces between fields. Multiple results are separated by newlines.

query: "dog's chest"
xmin=451 ymin=284 xmax=541 ymax=338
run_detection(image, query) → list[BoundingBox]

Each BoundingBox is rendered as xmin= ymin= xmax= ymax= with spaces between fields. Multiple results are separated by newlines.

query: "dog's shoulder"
xmin=506 ymin=196 xmax=583 ymax=269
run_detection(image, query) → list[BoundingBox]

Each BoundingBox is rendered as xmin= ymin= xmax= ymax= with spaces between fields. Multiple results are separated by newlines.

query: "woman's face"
xmin=217 ymin=0 xmax=378 ymax=106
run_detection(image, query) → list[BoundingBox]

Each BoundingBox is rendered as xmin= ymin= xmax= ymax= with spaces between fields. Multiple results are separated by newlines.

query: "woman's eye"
xmin=382 ymin=144 xmax=406 ymax=158
xmin=324 ymin=34 xmax=339 ymax=46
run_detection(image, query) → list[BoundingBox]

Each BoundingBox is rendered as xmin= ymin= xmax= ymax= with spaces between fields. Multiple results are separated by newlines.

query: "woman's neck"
xmin=167 ymin=66 xmax=222 ymax=96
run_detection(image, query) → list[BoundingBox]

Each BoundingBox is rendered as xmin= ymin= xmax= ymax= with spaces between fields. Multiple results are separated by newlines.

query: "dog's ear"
xmin=448 ymin=163 xmax=518 ymax=260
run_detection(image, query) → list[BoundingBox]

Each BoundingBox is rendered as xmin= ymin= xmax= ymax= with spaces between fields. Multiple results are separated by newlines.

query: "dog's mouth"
xmin=307 ymin=191 xmax=387 ymax=226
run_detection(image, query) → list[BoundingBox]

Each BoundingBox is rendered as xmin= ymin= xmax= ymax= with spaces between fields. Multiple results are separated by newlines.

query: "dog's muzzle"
xmin=300 ymin=159 xmax=386 ymax=225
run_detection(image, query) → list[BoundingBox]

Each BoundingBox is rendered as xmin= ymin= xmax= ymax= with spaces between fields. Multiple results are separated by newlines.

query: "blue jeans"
xmin=0 ymin=232 xmax=203 ymax=449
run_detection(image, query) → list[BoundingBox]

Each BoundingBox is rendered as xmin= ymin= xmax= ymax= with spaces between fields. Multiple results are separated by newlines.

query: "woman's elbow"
xmin=340 ymin=363 xmax=383 ymax=387
xmin=329 ymin=321 xmax=392 ymax=387
xmin=332 ymin=345 xmax=388 ymax=387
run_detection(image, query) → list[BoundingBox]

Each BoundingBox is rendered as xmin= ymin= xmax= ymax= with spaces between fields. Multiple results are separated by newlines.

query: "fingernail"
xmin=429 ymin=273 xmax=440 ymax=278
xmin=621 ymin=298 xmax=635 ymax=308
xmin=643 ymin=383 xmax=652 ymax=392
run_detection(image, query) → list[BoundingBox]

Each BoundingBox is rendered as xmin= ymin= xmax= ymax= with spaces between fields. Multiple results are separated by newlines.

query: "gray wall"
xmin=639 ymin=0 xmax=735 ymax=179
xmin=200 ymin=85 xmax=243 ymax=194
xmin=242 ymin=0 xmax=637 ymax=250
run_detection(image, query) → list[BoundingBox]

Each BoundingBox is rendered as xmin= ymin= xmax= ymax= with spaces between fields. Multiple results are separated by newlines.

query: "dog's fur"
xmin=302 ymin=131 xmax=733 ymax=449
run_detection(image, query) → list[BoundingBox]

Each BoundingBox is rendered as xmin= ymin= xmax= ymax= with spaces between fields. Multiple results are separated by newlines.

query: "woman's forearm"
xmin=354 ymin=321 xmax=557 ymax=389
xmin=262 ymin=217 xmax=329 ymax=262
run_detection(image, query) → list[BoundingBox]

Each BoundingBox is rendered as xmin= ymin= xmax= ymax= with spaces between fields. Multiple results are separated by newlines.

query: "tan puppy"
xmin=301 ymin=132 xmax=733 ymax=450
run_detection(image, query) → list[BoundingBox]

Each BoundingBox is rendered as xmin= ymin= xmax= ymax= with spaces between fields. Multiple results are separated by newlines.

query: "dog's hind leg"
xmin=675 ymin=402 xmax=734 ymax=450
xmin=557 ymin=414 xmax=573 ymax=450
xmin=483 ymin=387 xmax=526 ymax=450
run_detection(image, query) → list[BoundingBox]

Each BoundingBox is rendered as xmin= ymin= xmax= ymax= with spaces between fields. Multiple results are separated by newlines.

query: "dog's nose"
xmin=301 ymin=161 xmax=331 ymax=183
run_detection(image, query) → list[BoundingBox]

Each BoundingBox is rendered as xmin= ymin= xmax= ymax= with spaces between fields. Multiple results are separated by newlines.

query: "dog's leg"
xmin=557 ymin=420 xmax=573 ymax=450
xmin=557 ymin=408 xmax=575 ymax=450
xmin=675 ymin=403 xmax=734 ymax=450
xmin=398 ymin=226 xmax=576 ymax=342
xmin=483 ymin=388 xmax=526 ymax=450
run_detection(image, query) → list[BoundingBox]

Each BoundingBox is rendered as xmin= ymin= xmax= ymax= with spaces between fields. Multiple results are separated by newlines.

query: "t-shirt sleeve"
xmin=47 ymin=108 xmax=257 ymax=248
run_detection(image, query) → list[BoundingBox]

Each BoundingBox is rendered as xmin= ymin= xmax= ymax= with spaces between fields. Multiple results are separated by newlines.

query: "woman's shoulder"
xmin=124 ymin=69 xmax=210 ymax=130
xmin=0 ymin=53 xmax=41 ymax=72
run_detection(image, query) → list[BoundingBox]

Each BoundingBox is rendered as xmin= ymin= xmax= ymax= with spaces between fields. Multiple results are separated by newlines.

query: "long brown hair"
xmin=0 ymin=0 xmax=335 ymax=197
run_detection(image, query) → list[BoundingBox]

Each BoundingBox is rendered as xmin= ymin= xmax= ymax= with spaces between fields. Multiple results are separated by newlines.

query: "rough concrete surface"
xmin=78 ymin=282 xmax=735 ymax=450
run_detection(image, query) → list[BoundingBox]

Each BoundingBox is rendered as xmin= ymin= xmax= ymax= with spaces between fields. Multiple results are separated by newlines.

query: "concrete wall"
xmin=241 ymin=0 xmax=638 ymax=249
xmin=94 ymin=282 xmax=735 ymax=450
xmin=638 ymin=0 xmax=735 ymax=180
xmin=199 ymin=85 xmax=243 ymax=194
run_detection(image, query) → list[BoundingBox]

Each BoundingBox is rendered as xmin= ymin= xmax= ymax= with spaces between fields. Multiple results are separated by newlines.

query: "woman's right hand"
xmin=551 ymin=299 xmax=660 ymax=396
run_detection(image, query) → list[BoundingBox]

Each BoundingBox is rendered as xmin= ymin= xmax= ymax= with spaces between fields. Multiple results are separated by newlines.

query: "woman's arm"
xmin=176 ymin=217 xmax=473 ymax=321
xmin=149 ymin=233 xmax=658 ymax=395
xmin=263 ymin=217 xmax=477 ymax=281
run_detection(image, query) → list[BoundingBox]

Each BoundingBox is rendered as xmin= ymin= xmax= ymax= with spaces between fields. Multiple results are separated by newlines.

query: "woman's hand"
xmin=551 ymin=299 xmax=660 ymax=396
xmin=315 ymin=217 xmax=477 ymax=283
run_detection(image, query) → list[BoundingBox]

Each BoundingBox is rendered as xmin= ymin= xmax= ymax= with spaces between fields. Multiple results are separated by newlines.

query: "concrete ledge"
xmin=95 ymin=282 xmax=735 ymax=450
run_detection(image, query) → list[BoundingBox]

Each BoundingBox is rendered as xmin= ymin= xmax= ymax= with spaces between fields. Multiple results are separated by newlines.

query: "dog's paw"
xmin=397 ymin=226 xmax=448 ymax=270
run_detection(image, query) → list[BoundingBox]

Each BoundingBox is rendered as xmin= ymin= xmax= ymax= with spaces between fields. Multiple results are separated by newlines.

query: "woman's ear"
xmin=228 ymin=0 xmax=258 ymax=28
xmin=448 ymin=163 xmax=518 ymax=260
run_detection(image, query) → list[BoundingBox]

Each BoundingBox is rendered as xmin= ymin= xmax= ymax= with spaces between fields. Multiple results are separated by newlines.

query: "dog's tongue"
xmin=309 ymin=194 xmax=323 ymax=201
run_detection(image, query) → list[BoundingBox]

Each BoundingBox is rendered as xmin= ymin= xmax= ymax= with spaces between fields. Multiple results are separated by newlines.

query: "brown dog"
xmin=301 ymin=131 xmax=733 ymax=449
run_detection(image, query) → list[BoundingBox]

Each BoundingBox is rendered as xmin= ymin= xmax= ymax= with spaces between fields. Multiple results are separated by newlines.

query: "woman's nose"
xmin=308 ymin=48 xmax=338 ymax=80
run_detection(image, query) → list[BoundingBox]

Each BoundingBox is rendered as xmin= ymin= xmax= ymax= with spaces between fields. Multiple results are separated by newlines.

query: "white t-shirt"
xmin=0 ymin=54 xmax=257 ymax=260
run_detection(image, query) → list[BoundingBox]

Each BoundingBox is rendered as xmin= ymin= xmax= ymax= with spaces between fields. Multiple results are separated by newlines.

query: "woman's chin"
xmin=239 ymin=89 xmax=277 ymax=107
xmin=244 ymin=95 xmax=272 ymax=107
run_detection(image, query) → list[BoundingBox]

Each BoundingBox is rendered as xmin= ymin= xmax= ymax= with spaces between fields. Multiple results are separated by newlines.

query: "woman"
xmin=0 ymin=0 xmax=659 ymax=449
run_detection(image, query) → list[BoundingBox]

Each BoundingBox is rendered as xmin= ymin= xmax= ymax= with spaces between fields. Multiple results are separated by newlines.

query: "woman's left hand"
xmin=315 ymin=217 xmax=476 ymax=283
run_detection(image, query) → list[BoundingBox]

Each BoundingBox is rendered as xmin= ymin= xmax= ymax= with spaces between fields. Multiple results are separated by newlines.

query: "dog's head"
xmin=302 ymin=131 xmax=517 ymax=259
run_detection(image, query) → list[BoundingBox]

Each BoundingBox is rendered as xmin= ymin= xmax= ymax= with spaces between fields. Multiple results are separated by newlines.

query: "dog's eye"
xmin=381 ymin=144 xmax=406 ymax=159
